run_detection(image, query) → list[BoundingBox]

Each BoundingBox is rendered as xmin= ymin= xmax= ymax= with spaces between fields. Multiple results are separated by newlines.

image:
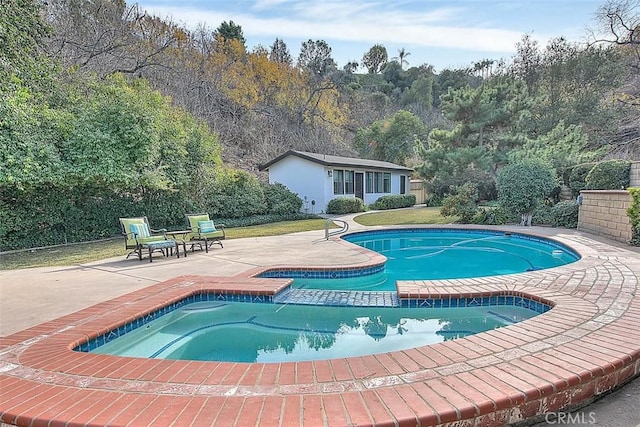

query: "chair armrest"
xmin=128 ymin=231 xmax=142 ymax=244
xmin=151 ymin=228 xmax=167 ymax=238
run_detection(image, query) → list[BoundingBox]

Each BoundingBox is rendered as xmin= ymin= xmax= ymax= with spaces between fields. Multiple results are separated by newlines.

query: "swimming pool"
xmin=82 ymin=228 xmax=572 ymax=363
xmin=270 ymin=229 xmax=580 ymax=291
xmin=91 ymin=299 xmax=542 ymax=362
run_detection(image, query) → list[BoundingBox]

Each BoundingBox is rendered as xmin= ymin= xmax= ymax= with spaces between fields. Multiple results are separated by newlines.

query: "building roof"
xmin=258 ymin=150 xmax=414 ymax=172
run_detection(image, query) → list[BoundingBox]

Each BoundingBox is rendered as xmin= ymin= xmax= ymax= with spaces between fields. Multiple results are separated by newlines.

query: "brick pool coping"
xmin=1 ymin=229 xmax=639 ymax=426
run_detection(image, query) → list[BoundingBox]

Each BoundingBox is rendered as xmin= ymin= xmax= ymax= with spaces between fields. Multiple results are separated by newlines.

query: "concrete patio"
xmin=1 ymin=220 xmax=639 ymax=426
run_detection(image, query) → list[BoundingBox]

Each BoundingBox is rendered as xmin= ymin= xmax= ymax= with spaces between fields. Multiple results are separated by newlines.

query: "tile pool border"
xmin=74 ymin=289 xmax=554 ymax=355
xmin=1 ymin=227 xmax=640 ymax=426
xmin=254 ymin=227 xmax=581 ymax=281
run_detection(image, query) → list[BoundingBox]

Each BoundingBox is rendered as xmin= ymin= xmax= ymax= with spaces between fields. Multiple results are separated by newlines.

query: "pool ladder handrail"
xmin=325 ymin=218 xmax=349 ymax=240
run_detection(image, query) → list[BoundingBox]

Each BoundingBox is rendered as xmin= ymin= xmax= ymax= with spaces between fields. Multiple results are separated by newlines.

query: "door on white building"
xmin=355 ymin=172 xmax=364 ymax=201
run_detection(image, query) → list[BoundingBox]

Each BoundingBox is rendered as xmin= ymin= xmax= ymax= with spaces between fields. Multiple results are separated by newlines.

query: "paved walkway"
xmin=1 ymin=218 xmax=639 ymax=426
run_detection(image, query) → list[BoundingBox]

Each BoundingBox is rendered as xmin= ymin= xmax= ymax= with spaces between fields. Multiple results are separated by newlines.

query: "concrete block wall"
xmin=577 ymin=190 xmax=633 ymax=243
xmin=631 ymin=162 xmax=640 ymax=187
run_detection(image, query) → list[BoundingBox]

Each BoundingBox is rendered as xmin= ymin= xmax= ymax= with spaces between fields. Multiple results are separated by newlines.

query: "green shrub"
xmin=497 ymin=160 xmax=557 ymax=226
xmin=326 ymin=197 xmax=365 ymax=214
xmin=569 ymin=163 xmax=596 ymax=196
xmin=462 ymin=167 xmax=497 ymax=200
xmin=207 ymin=170 xmax=267 ymax=218
xmin=549 ymin=200 xmax=579 ymax=228
xmin=217 ymin=213 xmax=318 ymax=228
xmin=532 ymin=205 xmax=554 ymax=226
xmin=628 ymin=187 xmax=640 ymax=246
xmin=262 ymin=183 xmax=303 ymax=215
xmin=585 ymin=159 xmax=631 ymax=190
xmin=424 ymin=194 xmax=443 ymax=207
xmin=472 ymin=206 xmax=517 ymax=225
xmin=440 ymin=183 xmax=479 ymax=223
xmin=370 ymin=194 xmax=416 ymax=210
xmin=533 ymin=201 xmax=579 ymax=228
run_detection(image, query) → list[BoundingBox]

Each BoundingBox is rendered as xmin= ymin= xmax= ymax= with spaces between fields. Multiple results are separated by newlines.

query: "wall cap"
xmin=580 ymin=190 xmax=630 ymax=195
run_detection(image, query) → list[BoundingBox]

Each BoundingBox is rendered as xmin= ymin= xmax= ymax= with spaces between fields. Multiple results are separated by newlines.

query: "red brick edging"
xmin=1 ymin=230 xmax=639 ymax=426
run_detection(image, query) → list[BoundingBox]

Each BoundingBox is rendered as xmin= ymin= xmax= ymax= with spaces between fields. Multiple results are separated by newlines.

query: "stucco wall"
xmin=268 ymin=156 xmax=327 ymax=213
xmin=577 ymin=190 xmax=633 ymax=243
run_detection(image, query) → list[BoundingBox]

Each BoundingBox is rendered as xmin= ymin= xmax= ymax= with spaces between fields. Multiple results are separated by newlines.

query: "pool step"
xmin=273 ymin=288 xmax=399 ymax=307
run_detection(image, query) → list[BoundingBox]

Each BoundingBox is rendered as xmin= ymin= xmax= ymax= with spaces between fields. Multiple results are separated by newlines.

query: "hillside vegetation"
xmin=1 ymin=0 xmax=639 ymax=250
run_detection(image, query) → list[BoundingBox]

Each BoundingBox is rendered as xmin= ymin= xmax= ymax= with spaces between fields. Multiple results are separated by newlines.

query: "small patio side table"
xmin=166 ymin=230 xmax=205 ymax=256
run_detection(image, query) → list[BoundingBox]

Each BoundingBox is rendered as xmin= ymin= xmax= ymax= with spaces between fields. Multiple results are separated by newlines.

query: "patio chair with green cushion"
xmin=185 ymin=213 xmax=226 ymax=253
xmin=119 ymin=217 xmax=180 ymax=262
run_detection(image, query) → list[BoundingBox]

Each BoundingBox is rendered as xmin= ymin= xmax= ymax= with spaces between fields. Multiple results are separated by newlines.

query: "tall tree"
xmin=393 ymin=47 xmax=411 ymax=69
xmin=590 ymin=0 xmax=640 ymax=157
xmin=269 ymin=38 xmax=292 ymax=65
xmin=362 ymin=44 xmax=388 ymax=74
xmin=44 ymin=0 xmax=184 ymax=77
xmin=435 ymin=78 xmax=530 ymax=150
xmin=354 ymin=110 xmax=426 ymax=164
xmin=343 ymin=60 xmax=359 ymax=73
xmin=215 ymin=20 xmax=246 ymax=46
xmin=509 ymin=33 xmax=542 ymax=92
xmin=297 ymin=39 xmax=336 ymax=78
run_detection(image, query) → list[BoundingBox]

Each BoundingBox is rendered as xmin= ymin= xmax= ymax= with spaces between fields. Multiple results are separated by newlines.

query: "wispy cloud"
xmin=141 ymin=0 xmax=526 ymax=53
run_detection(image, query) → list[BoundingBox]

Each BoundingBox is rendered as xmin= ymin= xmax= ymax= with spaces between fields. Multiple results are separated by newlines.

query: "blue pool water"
xmin=92 ymin=300 xmax=539 ymax=362
xmin=288 ymin=229 xmax=579 ymax=291
xmin=85 ymin=229 xmax=572 ymax=363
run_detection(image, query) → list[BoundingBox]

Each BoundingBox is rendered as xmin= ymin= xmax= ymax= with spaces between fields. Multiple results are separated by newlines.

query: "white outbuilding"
xmin=259 ymin=150 xmax=414 ymax=213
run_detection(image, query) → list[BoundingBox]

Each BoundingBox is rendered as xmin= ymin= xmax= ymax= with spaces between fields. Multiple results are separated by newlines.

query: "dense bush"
xmin=462 ymin=167 xmax=497 ymax=201
xmin=326 ymin=197 xmax=365 ymax=214
xmin=471 ymin=206 xmax=518 ymax=225
xmin=262 ymin=182 xmax=303 ymax=215
xmin=0 ymin=171 xmax=306 ymax=250
xmin=496 ymin=160 xmax=557 ymax=226
xmin=424 ymin=194 xmax=443 ymax=207
xmin=549 ymin=200 xmax=579 ymax=228
xmin=216 ymin=213 xmax=318 ymax=228
xmin=207 ymin=170 xmax=267 ymax=218
xmin=585 ymin=159 xmax=631 ymax=190
xmin=440 ymin=183 xmax=479 ymax=223
xmin=533 ymin=201 xmax=579 ymax=228
xmin=370 ymin=194 xmax=416 ymax=210
xmin=569 ymin=163 xmax=596 ymax=196
xmin=628 ymin=188 xmax=640 ymax=246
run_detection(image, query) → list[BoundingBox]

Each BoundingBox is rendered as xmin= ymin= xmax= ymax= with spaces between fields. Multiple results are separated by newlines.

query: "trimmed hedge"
xmin=0 ymin=177 xmax=304 ymax=251
xmin=585 ymin=159 xmax=631 ymax=190
xmin=216 ymin=213 xmax=318 ymax=228
xmin=326 ymin=197 xmax=365 ymax=214
xmin=569 ymin=163 xmax=596 ymax=196
xmin=370 ymin=194 xmax=416 ymax=210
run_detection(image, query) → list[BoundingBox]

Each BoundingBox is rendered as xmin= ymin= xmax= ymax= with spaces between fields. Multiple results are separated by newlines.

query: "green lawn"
xmin=0 ymin=209 xmax=455 ymax=270
xmin=0 ymin=218 xmax=332 ymax=270
xmin=354 ymin=206 xmax=457 ymax=226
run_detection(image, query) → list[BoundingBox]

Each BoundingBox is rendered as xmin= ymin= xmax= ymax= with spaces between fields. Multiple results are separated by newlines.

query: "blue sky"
xmin=136 ymin=0 xmax=606 ymax=72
